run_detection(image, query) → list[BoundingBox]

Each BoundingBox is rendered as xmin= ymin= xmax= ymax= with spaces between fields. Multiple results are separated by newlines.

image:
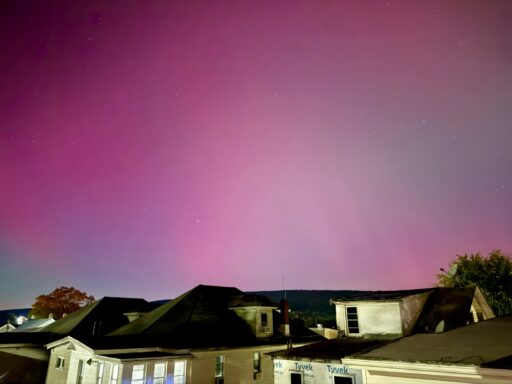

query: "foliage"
xmin=6 ymin=312 xmax=18 ymax=325
xmin=30 ymin=286 xmax=95 ymax=319
xmin=291 ymin=311 xmax=336 ymax=328
xmin=438 ymin=250 xmax=512 ymax=316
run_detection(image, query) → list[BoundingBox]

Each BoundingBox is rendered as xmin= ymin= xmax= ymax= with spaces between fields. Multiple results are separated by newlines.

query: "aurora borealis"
xmin=1 ymin=1 xmax=511 ymax=308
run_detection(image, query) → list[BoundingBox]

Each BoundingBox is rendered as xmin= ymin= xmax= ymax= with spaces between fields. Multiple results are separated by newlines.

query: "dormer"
xmin=330 ymin=289 xmax=431 ymax=339
xmin=229 ymin=295 xmax=278 ymax=337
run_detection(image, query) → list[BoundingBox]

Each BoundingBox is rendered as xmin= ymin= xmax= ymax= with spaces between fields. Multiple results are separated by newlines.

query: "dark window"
xmin=346 ymin=307 xmax=359 ymax=334
xmin=76 ymin=360 xmax=84 ymax=384
xmin=261 ymin=313 xmax=268 ymax=327
xmin=290 ymin=373 xmax=302 ymax=384
xmin=334 ymin=377 xmax=353 ymax=384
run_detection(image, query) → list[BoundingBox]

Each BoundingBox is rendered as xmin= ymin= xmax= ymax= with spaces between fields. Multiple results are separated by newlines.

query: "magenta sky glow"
xmin=1 ymin=1 xmax=511 ymax=308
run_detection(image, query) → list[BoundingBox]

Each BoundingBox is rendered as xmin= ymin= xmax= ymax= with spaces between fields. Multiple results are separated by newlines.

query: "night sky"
xmin=1 ymin=1 xmax=511 ymax=308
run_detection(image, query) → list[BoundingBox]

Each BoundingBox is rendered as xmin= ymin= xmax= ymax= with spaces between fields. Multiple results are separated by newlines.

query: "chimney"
xmin=279 ymin=299 xmax=290 ymax=337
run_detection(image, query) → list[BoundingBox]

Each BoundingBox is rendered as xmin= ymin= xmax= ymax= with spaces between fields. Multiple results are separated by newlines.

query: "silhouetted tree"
xmin=438 ymin=250 xmax=512 ymax=316
xmin=30 ymin=286 xmax=95 ymax=319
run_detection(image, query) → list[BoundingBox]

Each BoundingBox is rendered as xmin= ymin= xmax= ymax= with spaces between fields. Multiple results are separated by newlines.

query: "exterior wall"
xmin=273 ymin=359 xmax=363 ymax=384
xmin=335 ymin=301 xmax=402 ymax=338
xmin=399 ymin=293 xmax=429 ymax=336
xmin=191 ymin=345 xmax=285 ymax=384
xmin=231 ymin=307 xmax=275 ymax=337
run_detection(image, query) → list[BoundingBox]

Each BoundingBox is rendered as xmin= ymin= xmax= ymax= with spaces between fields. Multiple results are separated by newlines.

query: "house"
xmin=42 ymin=285 xmax=320 ymax=384
xmin=343 ymin=315 xmax=512 ymax=383
xmin=270 ymin=286 xmax=495 ymax=383
xmin=0 ymin=297 xmax=151 ymax=384
xmin=330 ymin=286 xmax=494 ymax=339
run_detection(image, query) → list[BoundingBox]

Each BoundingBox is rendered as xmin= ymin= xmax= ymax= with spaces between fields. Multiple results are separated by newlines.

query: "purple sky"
xmin=1 ymin=1 xmax=511 ymax=309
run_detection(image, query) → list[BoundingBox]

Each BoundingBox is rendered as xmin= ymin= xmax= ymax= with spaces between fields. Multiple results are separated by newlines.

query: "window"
xmin=174 ymin=361 xmax=185 ymax=384
xmin=153 ymin=362 xmax=166 ymax=384
xmin=253 ymin=352 xmax=262 ymax=379
xmin=215 ymin=355 xmax=224 ymax=384
xmin=334 ymin=377 xmax=353 ymax=384
xmin=131 ymin=364 xmax=145 ymax=384
xmin=97 ymin=362 xmax=105 ymax=384
xmin=56 ymin=356 xmax=65 ymax=369
xmin=346 ymin=307 xmax=359 ymax=334
xmin=76 ymin=360 xmax=84 ymax=384
xmin=110 ymin=364 xmax=119 ymax=384
xmin=261 ymin=313 xmax=268 ymax=327
xmin=290 ymin=372 xmax=302 ymax=384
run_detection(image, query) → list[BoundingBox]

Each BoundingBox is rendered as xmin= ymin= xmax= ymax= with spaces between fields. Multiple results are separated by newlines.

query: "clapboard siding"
xmin=191 ymin=345 xmax=286 ymax=384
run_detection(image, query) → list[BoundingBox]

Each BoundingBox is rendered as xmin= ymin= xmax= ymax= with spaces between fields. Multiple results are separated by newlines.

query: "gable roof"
xmin=40 ymin=297 xmax=147 ymax=338
xmin=351 ymin=315 xmax=512 ymax=366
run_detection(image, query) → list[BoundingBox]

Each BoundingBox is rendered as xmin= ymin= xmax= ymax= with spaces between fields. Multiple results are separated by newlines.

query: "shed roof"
xmin=331 ymin=288 xmax=432 ymax=302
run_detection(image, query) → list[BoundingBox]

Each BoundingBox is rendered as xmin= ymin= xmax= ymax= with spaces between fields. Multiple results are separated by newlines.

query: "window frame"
xmin=55 ymin=356 xmax=65 ymax=369
xmin=215 ymin=355 xmax=225 ymax=379
xmin=346 ymin=306 xmax=360 ymax=335
xmin=174 ymin=361 xmax=186 ymax=384
xmin=96 ymin=361 xmax=105 ymax=384
xmin=131 ymin=364 xmax=145 ymax=384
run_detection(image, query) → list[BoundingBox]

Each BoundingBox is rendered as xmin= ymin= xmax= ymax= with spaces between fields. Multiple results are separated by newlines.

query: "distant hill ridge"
xmin=247 ymin=290 xmax=368 ymax=314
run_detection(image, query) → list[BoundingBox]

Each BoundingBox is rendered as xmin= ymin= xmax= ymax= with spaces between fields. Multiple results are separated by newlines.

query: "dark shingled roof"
xmin=332 ymin=288 xmax=432 ymax=302
xmin=40 ymin=297 xmax=148 ymax=338
xmin=107 ymin=285 xmax=260 ymax=348
xmin=228 ymin=294 xmax=277 ymax=308
xmin=106 ymin=285 xmax=319 ymax=349
xmin=355 ymin=315 xmax=512 ymax=366
xmin=269 ymin=339 xmax=390 ymax=360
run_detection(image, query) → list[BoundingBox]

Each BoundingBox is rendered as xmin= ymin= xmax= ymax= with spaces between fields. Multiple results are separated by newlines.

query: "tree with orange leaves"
xmin=30 ymin=286 xmax=95 ymax=319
